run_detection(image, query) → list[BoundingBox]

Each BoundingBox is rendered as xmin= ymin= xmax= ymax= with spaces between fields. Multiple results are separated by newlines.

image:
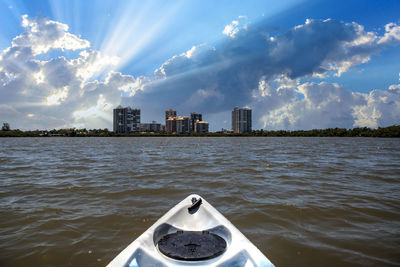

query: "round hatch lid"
xmin=157 ymin=230 xmax=227 ymax=261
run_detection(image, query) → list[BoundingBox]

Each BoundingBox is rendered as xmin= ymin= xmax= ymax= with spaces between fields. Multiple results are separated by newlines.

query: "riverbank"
xmin=1 ymin=125 xmax=399 ymax=137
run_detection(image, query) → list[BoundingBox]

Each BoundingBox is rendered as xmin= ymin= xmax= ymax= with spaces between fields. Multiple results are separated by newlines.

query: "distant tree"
xmin=2 ymin=123 xmax=10 ymax=131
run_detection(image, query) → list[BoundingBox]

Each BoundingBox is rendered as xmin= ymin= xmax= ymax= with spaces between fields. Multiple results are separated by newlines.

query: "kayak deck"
xmin=108 ymin=194 xmax=274 ymax=267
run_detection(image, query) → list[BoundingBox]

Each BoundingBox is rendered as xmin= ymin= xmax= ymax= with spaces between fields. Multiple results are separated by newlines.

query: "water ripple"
xmin=0 ymin=137 xmax=399 ymax=266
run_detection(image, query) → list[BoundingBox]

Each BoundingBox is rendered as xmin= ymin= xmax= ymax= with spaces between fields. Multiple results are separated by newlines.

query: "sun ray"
xmin=48 ymin=0 xmax=66 ymax=26
xmin=2 ymin=0 xmax=25 ymax=21
xmin=99 ymin=0 xmax=184 ymax=70
xmin=1 ymin=54 xmax=32 ymax=75
xmin=100 ymin=1 xmax=154 ymax=56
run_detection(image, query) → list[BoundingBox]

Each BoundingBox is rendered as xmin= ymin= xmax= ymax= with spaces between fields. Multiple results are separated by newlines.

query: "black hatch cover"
xmin=157 ymin=230 xmax=227 ymax=261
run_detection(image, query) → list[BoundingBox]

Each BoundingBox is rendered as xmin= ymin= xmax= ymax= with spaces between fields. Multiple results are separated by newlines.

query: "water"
xmin=0 ymin=137 xmax=399 ymax=267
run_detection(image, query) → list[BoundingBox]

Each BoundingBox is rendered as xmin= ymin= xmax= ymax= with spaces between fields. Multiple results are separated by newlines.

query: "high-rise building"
xmin=140 ymin=121 xmax=161 ymax=132
xmin=165 ymin=109 xmax=176 ymax=126
xmin=176 ymin=116 xmax=190 ymax=134
xmin=190 ymin=112 xmax=202 ymax=132
xmin=113 ymin=106 xmax=141 ymax=133
xmin=166 ymin=117 xmax=177 ymax=133
xmin=194 ymin=120 xmax=209 ymax=133
xmin=232 ymin=107 xmax=252 ymax=133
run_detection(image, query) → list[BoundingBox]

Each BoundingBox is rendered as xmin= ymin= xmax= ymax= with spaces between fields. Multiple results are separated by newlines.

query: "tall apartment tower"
xmin=190 ymin=112 xmax=202 ymax=133
xmin=113 ymin=106 xmax=141 ymax=133
xmin=176 ymin=116 xmax=190 ymax=134
xmin=232 ymin=107 xmax=252 ymax=133
xmin=165 ymin=109 xmax=177 ymax=133
xmin=140 ymin=121 xmax=162 ymax=132
xmin=194 ymin=121 xmax=209 ymax=133
xmin=166 ymin=117 xmax=177 ymax=133
xmin=165 ymin=109 xmax=176 ymax=124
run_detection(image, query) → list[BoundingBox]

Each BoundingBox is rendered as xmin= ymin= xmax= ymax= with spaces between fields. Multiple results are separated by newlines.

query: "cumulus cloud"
xmin=222 ymin=17 xmax=248 ymax=38
xmin=259 ymin=81 xmax=363 ymax=129
xmin=72 ymin=50 xmax=120 ymax=81
xmin=1 ymin=15 xmax=399 ymax=130
xmin=123 ymin=18 xmax=400 ymax=129
xmin=257 ymin=80 xmax=400 ymax=130
xmin=9 ymin=15 xmax=89 ymax=57
xmin=377 ymin=23 xmax=400 ymax=45
xmin=0 ymin=15 xmax=137 ymax=130
xmin=268 ymin=19 xmax=383 ymax=77
xmin=352 ymin=84 xmax=400 ymax=128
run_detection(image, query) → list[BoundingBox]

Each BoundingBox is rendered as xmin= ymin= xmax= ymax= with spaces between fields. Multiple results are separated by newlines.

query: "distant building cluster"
xmin=165 ymin=110 xmax=209 ymax=134
xmin=113 ymin=106 xmax=210 ymax=134
xmin=113 ymin=106 xmax=251 ymax=134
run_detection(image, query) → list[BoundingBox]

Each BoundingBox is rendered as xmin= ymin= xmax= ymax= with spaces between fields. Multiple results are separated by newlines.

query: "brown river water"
xmin=0 ymin=137 xmax=399 ymax=267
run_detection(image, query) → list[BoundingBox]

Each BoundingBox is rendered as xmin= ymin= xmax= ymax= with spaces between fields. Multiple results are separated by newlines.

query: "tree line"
xmin=1 ymin=124 xmax=399 ymax=137
xmin=250 ymin=126 xmax=400 ymax=137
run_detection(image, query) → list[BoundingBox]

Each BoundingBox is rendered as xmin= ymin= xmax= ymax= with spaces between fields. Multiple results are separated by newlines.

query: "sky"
xmin=0 ymin=0 xmax=399 ymax=131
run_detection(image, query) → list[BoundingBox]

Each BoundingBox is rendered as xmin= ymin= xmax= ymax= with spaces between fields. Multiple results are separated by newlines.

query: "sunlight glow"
xmin=46 ymin=86 xmax=69 ymax=106
xmin=46 ymin=0 xmax=185 ymax=76
xmin=34 ymin=71 xmax=45 ymax=84
xmin=73 ymin=50 xmax=120 ymax=82
xmin=99 ymin=1 xmax=184 ymax=69
xmin=0 ymin=50 xmax=32 ymax=75
xmin=72 ymin=94 xmax=112 ymax=120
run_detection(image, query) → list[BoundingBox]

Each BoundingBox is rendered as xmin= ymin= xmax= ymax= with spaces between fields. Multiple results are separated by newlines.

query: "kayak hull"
xmin=108 ymin=194 xmax=274 ymax=267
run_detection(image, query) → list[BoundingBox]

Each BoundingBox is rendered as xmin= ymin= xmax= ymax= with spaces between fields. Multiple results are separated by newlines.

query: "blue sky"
xmin=0 ymin=0 xmax=399 ymax=130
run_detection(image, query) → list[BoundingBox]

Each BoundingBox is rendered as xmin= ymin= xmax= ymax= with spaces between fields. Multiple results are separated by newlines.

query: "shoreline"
xmin=1 ymin=125 xmax=399 ymax=138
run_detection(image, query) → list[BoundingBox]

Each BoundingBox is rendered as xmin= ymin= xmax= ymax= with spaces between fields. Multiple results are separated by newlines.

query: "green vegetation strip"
xmin=1 ymin=126 xmax=399 ymax=137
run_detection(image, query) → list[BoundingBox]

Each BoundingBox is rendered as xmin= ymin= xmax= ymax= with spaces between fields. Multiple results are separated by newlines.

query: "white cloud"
xmin=46 ymin=86 xmax=69 ymax=106
xmin=222 ymin=17 xmax=248 ymax=38
xmin=259 ymin=81 xmax=400 ymax=130
xmin=223 ymin=24 xmax=240 ymax=38
xmin=154 ymin=44 xmax=217 ymax=79
xmin=353 ymin=84 xmax=400 ymax=128
xmin=33 ymin=70 xmax=45 ymax=84
xmin=269 ymin=19 xmax=386 ymax=77
xmin=13 ymin=15 xmax=90 ymax=56
xmin=72 ymin=50 xmax=120 ymax=81
xmin=105 ymin=71 xmax=149 ymax=97
xmin=121 ymin=18 xmax=400 ymax=130
xmin=72 ymin=94 xmax=113 ymax=129
xmin=1 ymin=15 xmax=400 ymax=131
xmin=377 ymin=23 xmax=400 ymax=45
xmin=0 ymin=15 xmax=141 ymax=130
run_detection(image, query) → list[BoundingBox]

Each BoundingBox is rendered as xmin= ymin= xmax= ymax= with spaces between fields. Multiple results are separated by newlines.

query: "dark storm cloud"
xmin=129 ymin=18 xmax=398 ymax=117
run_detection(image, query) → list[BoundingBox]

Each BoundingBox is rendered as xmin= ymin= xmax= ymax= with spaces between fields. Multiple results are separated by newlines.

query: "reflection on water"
xmin=0 ymin=137 xmax=399 ymax=266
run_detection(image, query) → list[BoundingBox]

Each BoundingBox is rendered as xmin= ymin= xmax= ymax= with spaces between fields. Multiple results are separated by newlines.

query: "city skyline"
xmin=113 ymin=105 xmax=254 ymax=134
xmin=0 ymin=1 xmax=400 ymax=131
xmin=114 ymin=106 xmax=210 ymax=134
